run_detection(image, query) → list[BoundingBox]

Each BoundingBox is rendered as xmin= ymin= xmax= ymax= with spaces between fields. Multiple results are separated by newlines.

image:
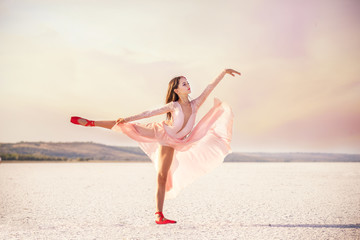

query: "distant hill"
xmin=225 ymin=152 xmax=360 ymax=162
xmin=0 ymin=142 xmax=148 ymax=161
xmin=0 ymin=142 xmax=359 ymax=162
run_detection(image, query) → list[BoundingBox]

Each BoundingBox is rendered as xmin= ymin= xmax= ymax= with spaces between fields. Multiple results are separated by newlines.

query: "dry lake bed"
xmin=0 ymin=162 xmax=359 ymax=239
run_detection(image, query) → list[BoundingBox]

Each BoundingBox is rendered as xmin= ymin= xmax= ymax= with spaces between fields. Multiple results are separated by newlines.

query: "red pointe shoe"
xmin=155 ymin=212 xmax=176 ymax=224
xmin=70 ymin=116 xmax=95 ymax=127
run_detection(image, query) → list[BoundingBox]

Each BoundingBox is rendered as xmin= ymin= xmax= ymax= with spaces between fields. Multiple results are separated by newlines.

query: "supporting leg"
xmin=155 ymin=145 xmax=175 ymax=223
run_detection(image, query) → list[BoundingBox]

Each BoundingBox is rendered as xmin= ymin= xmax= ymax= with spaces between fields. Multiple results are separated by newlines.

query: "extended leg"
xmin=70 ymin=116 xmax=115 ymax=130
xmin=94 ymin=121 xmax=116 ymax=129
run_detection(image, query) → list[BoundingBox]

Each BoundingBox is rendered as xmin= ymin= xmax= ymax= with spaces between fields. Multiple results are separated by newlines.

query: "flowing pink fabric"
xmin=112 ymin=97 xmax=233 ymax=199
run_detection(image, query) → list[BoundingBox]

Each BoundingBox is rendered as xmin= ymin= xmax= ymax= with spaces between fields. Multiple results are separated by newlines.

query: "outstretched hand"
xmin=224 ymin=69 xmax=241 ymax=77
xmin=116 ymin=118 xmax=125 ymax=124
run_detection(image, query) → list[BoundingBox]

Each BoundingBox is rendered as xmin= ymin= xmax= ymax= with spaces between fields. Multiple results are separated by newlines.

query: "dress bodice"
xmin=164 ymin=101 xmax=197 ymax=139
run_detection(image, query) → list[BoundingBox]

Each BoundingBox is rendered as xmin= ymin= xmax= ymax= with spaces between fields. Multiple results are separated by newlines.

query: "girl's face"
xmin=175 ymin=77 xmax=191 ymax=95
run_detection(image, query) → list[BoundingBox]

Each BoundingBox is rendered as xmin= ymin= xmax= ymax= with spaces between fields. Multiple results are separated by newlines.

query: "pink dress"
xmin=112 ymin=72 xmax=233 ymax=199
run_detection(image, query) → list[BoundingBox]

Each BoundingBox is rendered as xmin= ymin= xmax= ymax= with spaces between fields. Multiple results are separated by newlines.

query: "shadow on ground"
xmin=251 ymin=224 xmax=360 ymax=229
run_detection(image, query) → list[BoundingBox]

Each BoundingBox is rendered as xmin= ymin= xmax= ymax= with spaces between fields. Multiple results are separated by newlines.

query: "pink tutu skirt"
xmin=112 ymin=98 xmax=233 ymax=199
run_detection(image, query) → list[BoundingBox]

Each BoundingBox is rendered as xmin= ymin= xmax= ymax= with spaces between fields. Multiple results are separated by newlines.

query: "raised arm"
xmin=117 ymin=101 xmax=174 ymax=124
xmin=193 ymin=69 xmax=241 ymax=109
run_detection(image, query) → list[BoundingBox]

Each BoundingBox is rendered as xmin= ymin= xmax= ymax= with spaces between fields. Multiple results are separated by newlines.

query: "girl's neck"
xmin=178 ymin=94 xmax=190 ymax=104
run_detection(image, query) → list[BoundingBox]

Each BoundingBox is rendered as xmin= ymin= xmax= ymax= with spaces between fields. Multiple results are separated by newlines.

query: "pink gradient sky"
xmin=0 ymin=0 xmax=359 ymax=153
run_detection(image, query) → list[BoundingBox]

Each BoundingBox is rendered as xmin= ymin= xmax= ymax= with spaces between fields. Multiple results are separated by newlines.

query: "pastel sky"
xmin=1 ymin=0 xmax=359 ymax=153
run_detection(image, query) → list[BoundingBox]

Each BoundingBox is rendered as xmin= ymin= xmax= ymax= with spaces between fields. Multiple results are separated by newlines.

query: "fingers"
xmin=231 ymin=69 xmax=241 ymax=76
xmin=225 ymin=69 xmax=241 ymax=76
xmin=234 ymin=70 xmax=241 ymax=75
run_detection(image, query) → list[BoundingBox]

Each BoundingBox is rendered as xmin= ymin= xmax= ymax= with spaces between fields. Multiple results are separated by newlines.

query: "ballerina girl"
xmin=70 ymin=68 xmax=241 ymax=224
